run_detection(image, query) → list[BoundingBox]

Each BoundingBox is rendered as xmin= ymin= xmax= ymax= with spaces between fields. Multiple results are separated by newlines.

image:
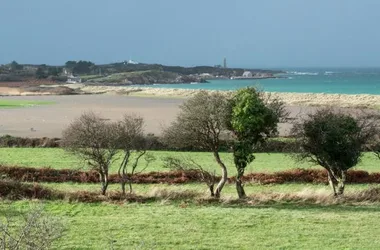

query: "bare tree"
xmin=117 ymin=114 xmax=155 ymax=195
xmin=162 ymin=91 xmax=230 ymax=198
xmin=0 ymin=205 xmax=64 ymax=250
xmin=61 ymin=111 xmax=120 ymax=195
xmin=163 ymin=156 xmax=217 ymax=197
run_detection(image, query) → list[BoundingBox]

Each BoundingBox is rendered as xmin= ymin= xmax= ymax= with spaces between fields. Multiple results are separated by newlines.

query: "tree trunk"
xmin=128 ymin=180 xmax=133 ymax=194
xmin=99 ymin=172 xmax=108 ymax=195
xmin=337 ymin=170 xmax=346 ymax=195
xmin=327 ymin=169 xmax=347 ymax=197
xmin=119 ymin=153 xmax=129 ymax=196
xmin=121 ymin=181 xmax=126 ymax=195
xmin=236 ymin=168 xmax=246 ymax=199
xmin=327 ymin=170 xmax=337 ymax=196
xmin=213 ymin=151 xmax=228 ymax=198
xmin=208 ymin=184 xmax=215 ymax=197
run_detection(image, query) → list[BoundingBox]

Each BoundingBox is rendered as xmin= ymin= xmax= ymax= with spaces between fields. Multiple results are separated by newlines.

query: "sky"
xmin=1 ymin=0 xmax=380 ymax=68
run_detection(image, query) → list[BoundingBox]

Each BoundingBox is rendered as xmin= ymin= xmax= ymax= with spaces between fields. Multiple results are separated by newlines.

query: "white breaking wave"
xmin=287 ymin=71 xmax=319 ymax=76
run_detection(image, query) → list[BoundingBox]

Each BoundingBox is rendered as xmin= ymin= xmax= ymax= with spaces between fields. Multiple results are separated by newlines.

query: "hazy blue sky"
xmin=1 ymin=0 xmax=379 ymax=68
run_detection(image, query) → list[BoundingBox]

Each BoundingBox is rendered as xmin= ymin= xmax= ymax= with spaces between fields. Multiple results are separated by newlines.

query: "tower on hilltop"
xmin=223 ymin=57 xmax=227 ymax=68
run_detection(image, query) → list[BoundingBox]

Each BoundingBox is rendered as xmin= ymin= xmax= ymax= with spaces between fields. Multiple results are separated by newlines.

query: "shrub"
xmin=292 ymin=108 xmax=377 ymax=196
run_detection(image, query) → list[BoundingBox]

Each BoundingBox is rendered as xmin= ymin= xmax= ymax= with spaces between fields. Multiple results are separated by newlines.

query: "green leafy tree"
xmin=35 ymin=67 xmax=47 ymax=79
xmin=228 ymin=88 xmax=284 ymax=198
xmin=65 ymin=61 xmax=77 ymax=70
xmin=73 ymin=61 xmax=95 ymax=75
xmin=293 ymin=109 xmax=375 ymax=196
xmin=9 ymin=61 xmax=23 ymax=71
xmin=47 ymin=67 xmax=61 ymax=77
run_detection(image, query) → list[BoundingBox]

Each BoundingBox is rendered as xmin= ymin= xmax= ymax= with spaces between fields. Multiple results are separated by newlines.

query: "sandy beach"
xmin=1 ymin=83 xmax=380 ymax=109
xmin=0 ymin=85 xmax=379 ymax=138
xmin=79 ymin=85 xmax=380 ymax=109
xmin=0 ymin=94 xmax=321 ymax=138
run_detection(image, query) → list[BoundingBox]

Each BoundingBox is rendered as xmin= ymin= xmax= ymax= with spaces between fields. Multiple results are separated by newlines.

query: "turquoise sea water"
xmin=147 ymin=68 xmax=380 ymax=95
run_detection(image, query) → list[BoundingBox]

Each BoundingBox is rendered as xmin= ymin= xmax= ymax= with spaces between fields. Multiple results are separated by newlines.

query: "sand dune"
xmin=80 ymin=85 xmax=380 ymax=109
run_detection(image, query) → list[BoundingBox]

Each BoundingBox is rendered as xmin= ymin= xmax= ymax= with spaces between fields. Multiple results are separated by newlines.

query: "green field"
xmin=2 ymin=200 xmax=380 ymax=250
xmin=0 ymin=148 xmax=378 ymax=174
xmin=85 ymin=71 xmax=152 ymax=83
xmin=1 ymin=148 xmax=380 ymax=249
xmin=0 ymin=100 xmax=53 ymax=108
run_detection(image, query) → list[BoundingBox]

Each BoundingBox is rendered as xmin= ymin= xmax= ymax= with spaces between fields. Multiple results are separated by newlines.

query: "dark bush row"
xmin=0 ymin=165 xmax=198 ymax=184
xmin=0 ymin=179 xmax=60 ymax=200
xmin=2 ymin=165 xmax=380 ymax=185
xmin=3 ymin=179 xmax=380 ymax=204
xmin=0 ymin=135 xmax=60 ymax=148
xmin=0 ymin=134 xmax=299 ymax=153
xmin=240 ymin=169 xmax=380 ymax=184
xmin=0 ymin=179 xmax=148 ymax=202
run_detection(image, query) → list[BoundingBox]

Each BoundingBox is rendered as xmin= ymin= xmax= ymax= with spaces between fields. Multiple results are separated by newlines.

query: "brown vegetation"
xmin=2 ymin=179 xmax=380 ymax=205
xmin=0 ymin=180 xmax=61 ymax=200
xmin=3 ymin=165 xmax=380 ymax=185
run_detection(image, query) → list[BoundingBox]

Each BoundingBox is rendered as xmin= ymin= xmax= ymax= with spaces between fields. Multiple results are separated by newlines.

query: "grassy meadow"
xmin=1 ymin=147 xmax=380 ymax=249
xmin=0 ymin=148 xmax=379 ymax=174
xmin=2 ymin=200 xmax=380 ymax=249
xmin=0 ymin=100 xmax=54 ymax=108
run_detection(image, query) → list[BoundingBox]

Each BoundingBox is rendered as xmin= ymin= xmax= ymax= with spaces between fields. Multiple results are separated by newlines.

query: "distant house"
xmin=242 ymin=71 xmax=253 ymax=78
xmin=200 ymin=73 xmax=213 ymax=78
xmin=67 ymin=75 xmax=82 ymax=84
xmin=127 ymin=59 xmax=138 ymax=65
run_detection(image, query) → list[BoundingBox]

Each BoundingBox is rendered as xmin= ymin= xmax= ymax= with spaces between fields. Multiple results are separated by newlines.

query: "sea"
xmin=147 ymin=68 xmax=380 ymax=95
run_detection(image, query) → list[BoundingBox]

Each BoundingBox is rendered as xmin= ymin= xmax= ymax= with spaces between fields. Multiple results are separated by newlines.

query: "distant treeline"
xmin=0 ymin=134 xmax=297 ymax=153
xmin=0 ymin=60 xmax=283 ymax=82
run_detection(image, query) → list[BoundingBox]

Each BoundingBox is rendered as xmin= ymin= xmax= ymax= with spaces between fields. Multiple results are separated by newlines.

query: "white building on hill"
xmin=67 ymin=75 xmax=82 ymax=84
xmin=242 ymin=71 xmax=253 ymax=78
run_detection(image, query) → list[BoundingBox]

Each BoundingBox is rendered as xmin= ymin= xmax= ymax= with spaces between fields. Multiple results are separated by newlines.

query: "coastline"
xmin=0 ymin=84 xmax=380 ymax=109
xmin=79 ymin=85 xmax=380 ymax=109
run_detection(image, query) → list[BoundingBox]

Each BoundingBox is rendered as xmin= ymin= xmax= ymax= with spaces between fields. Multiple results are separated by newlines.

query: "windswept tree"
xmin=117 ymin=114 xmax=155 ymax=195
xmin=35 ymin=67 xmax=47 ymax=79
xmin=292 ymin=109 xmax=375 ymax=196
xmin=61 ymin=112 xmax=120 ymax=195
xmin=228 ymin=88 xmax=285 ymax=198
xmin=162 ymin=91 xmax=230 ymax=198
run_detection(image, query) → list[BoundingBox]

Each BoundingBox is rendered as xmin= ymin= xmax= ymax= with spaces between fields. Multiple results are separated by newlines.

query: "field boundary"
xmin=2 ymin=165 xmax=380 ymax=184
